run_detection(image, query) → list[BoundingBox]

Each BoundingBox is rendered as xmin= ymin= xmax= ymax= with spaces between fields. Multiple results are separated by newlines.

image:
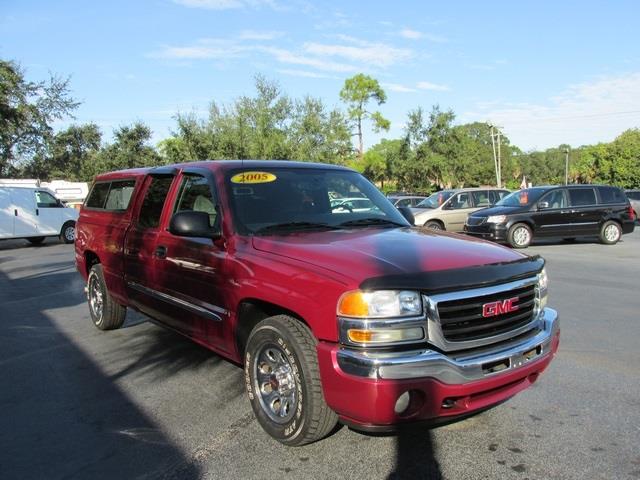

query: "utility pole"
xmin=489 ymin=124 xmax=502 ymax=188
xmin=564 ymin=147 xmax=570 ymax=185
xmin=497 ymin=128 xmax=502 ymax=188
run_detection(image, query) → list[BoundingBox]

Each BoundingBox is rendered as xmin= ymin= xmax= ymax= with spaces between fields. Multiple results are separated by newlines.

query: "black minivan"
xmin=464 ymin=185 xmax=636 ymax=248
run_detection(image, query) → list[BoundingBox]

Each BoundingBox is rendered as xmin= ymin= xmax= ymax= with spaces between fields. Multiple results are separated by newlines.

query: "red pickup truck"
xmin=75 ymin=161 xmax=560 ymax=445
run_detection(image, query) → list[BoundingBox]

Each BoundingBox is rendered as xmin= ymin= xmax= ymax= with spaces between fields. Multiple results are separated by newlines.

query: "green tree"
xmin=87 ymin=123 xmax=161 ymax=178
xmin=0 ymin=59 xmax=79 ymax=176
xmin=339 ymin=74 xmax=390 ymax=158
xmin=23 ymin=123 xmax=102 ymax=180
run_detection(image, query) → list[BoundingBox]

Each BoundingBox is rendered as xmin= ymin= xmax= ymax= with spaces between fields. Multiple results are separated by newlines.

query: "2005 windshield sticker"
xmin=231 ymin=172 xmax=277 ymax=184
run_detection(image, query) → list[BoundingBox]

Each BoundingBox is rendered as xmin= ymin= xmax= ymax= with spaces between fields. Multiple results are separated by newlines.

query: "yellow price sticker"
xmin=230 ymin=171 xmax=277 ymax=184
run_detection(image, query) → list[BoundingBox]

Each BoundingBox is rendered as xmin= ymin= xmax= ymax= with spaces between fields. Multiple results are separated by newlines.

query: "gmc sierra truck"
xmin=75 ymin=160 xmax=560 ymax=445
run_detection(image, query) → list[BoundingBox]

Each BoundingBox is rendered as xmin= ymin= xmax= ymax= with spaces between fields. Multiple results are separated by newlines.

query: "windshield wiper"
xmin=338 ymin=217 xmax=407 ymax=228
xmin=256 ymin=222 xmax=339 ymax=235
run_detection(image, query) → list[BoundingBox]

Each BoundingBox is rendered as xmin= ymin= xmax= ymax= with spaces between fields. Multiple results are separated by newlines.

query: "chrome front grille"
xmin=438 ymin=284 xmax=536 ymax=342
xmin=425 ymin=277 xmax=541 ymax=352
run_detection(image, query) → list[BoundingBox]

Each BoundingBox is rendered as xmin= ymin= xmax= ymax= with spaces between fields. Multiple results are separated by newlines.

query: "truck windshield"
xmin=225 ymin=167 xmax=409 ymax=235
xmin=416 ymin=191 xmax=453 ymax=209
xmin=496 ymin=188 xmax=548 ymax=207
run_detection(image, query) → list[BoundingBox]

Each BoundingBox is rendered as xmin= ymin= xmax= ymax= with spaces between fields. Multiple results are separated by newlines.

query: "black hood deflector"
xmin=359 ymin=255 xmax=544 ymax=294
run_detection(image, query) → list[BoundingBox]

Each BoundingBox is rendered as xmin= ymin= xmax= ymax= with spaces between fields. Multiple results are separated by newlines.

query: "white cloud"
xmin=383 ymin=82 xmax=417 ymax=93
xmin=258 ymin=46 xmax=356 ymax=72
xmin=423 ymin=33 xmax=448 ymax=43
xmin=151 ymin=41 xmax=244 ymax=59
xmin=238 ymin=30 xmax=284 ymax=41
xmin=303 ymin=40 xmax=412 ymax=68
xmin=173 ymin=0 xmax=278 ymax=9
xmin=399 ymin=28 xmax=423 ymax=40
xmin=277 ymin=69 xmax=336 ymax=79
xmin=173 ymin=0 xmax=244 ymax=9
xmin=463 ymin=72 xmax=640 ymax=150
xmin=417 ymin=81 xmax=450 ymax=91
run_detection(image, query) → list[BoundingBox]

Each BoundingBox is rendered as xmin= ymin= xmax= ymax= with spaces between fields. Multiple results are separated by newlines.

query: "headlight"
xmin=338 ymin=290 xmax=426 ymax=347
xmin=486 ymin=215 xmax=507 ymax=224
xmin=537 ymin=267 xmax=549 ymax=311
xmin=338 ymin=290 xmax=422 ymax=318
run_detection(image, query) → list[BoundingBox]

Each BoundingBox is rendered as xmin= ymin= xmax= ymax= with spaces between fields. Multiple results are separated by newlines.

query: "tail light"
xmin=630 ymin=205 xmax=636 ymax=221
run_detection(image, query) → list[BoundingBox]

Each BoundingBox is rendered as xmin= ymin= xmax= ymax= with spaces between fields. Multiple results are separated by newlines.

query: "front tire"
xmin=424 ymin=220 xmax=444 ymax=231
xmin=244 ymin=315 xmax=338 ymax=446
xmin=599 ymin=221 xmax=621 ymax=245
xmin=60 ymin=221 xmax=76 ymax=244
xmin=507 ymin=223 xmax=532 ymax=248
xmin=87 ymin=264 xmax=126 ymax=330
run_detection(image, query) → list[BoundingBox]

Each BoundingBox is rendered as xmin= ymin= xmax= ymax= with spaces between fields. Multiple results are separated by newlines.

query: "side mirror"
xmin=397 ymin=206 xmax=415 ymax=226
xmin=169 ymin=211 xmax=220 ymax=239
xmin=538 ymin=201 xmax=550 ymax=210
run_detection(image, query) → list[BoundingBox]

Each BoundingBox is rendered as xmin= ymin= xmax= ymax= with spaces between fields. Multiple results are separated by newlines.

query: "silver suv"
xmin=412 ymin=188 xmax=510 ymax=231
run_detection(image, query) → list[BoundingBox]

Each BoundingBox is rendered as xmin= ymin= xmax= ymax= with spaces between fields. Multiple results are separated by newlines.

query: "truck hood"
xmin=252 ymin=227 xmax=534 ymax=290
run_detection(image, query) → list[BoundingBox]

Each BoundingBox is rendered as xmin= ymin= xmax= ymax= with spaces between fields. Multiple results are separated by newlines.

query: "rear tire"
xmin=507 ymin=223 xmax=532 ymax=248
xmin=244 ymin=315 xmax=338 ymax=446
xmin=60 ymin=221 xmax=76 ymax=244
xmin=424 ymin=220 xmax=444 ymax=231
xmin=27 ymin=237 xmax=45 ymax=245
xmin=87 ymin=264 xmax=126 ymax=330
xmin=599 ymin=221 xmax=621 ymax=245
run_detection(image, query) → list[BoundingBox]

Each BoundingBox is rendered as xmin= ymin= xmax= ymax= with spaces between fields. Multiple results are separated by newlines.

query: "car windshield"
xmin=225 ymin=167 xmax=409 ymax=235
xmin=496 ymin=188 xmax=548 ymax=207
xmin=416 ymin=191 xmax=454 ymax=209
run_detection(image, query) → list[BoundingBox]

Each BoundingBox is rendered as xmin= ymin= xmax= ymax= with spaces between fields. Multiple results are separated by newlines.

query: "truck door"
xmin=34 ymin=190 xmax=63 ymax=235
xmin=0 ymin=189 xmax=14 ymax=238
xmin=11 ymin=188 xmax=39 ymax=237
xmin=153 ymin=171 xmax=227 ymax=350
xmin=123 ymin=172 xmax=190 ymax=334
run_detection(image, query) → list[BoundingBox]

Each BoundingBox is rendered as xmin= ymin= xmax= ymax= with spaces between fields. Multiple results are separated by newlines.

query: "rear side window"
xmin=85 ymin=182 xmax=111 ymax=208
xmin=471 ymin=191 xmax=490 ymax=208
xmin=104 ymin=180 xmax=136 ymax=210
xmin=597 ymin=186 xmax=626 ymax=204
xmin=568 ymin=188 xmax=596 ymax=206
xmin=138 ymin=176 xmax=174 ymax=229
xmin=627 ymin=191 xmax=640 ymax=200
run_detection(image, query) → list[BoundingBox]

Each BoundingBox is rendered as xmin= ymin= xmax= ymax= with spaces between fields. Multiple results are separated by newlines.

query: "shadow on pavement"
xmin=0 ymin=249 xmax=201 ymax=480
xmin=387 ymin=426 xmax=443 ymax=480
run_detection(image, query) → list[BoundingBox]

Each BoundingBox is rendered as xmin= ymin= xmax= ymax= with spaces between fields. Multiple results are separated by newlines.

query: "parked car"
xmin=464 ymin=185 xmax=635 ymax=248
xmin=412 ymin=188 xmax=510 ymax=231
xmin=0 ymin=186 xmax=78 ymax=244
xmin=387 ymin=195 xmax=427 ymax=208
xmin=330 ymin=197 xmax=378 ymax=212
xmin=625 ymin=189 xmax=640 ymax=221
xmin=75 ymin=161 xmax=559 ymax=445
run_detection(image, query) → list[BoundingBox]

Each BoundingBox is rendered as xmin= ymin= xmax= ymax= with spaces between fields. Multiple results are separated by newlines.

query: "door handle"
xmin=154 ymin=245 xmax=167 ymax=258
xmin=14 ymin=209 xmax=18 ymax=216
xmin=36 ymin=208 xmax=39 ymax=216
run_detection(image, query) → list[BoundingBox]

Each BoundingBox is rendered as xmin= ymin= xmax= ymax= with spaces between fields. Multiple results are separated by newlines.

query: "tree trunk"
xmin=357 ymin=117 xmax=363 ymax=159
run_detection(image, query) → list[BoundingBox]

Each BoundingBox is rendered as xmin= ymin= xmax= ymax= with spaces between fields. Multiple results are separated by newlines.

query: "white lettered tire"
xmin=244 ymin=315 xmax=338 ymax=446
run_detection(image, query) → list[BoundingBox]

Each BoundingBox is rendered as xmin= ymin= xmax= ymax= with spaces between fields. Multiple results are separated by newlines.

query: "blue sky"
xmin=2 ymin=0 xmax=639 ymax=151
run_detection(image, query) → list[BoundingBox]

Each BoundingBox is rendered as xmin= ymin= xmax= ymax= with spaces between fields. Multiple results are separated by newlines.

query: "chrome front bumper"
xmin=336 ymin=308 xmax=559 ymax=384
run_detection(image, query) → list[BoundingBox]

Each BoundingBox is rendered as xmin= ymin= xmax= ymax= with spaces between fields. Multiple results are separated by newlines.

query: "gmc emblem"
xmin=482 ymin=297 xmax=519 ymax=318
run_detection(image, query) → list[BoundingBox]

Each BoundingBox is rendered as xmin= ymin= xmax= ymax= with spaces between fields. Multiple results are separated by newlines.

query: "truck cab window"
xmin=138 ymin=176 xmax=174 ymax=229
xmin=174 ymin=175 xmax=217 ymax=227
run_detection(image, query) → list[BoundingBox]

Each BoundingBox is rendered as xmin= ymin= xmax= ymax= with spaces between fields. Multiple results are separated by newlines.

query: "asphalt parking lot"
xmin=1 ymin=231 xmax=639 ymax=480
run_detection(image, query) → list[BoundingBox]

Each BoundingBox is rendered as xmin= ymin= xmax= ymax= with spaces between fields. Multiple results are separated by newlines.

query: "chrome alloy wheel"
xmin=88 ymin=275 xmax=104 ymax=320
xmin=64 ymin=225 xmax=75 ymax=242
xmin=253 ymin=344 xmax=297 ymax=424
xmin=604 ymin=223 xmax=620 ymax=243
xmin=513 ymin=226 xmax=531 ymax=246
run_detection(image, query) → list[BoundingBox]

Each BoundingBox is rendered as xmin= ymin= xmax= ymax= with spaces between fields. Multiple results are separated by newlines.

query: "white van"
xmin=0 ymin=187 xmax=79 ymax=244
